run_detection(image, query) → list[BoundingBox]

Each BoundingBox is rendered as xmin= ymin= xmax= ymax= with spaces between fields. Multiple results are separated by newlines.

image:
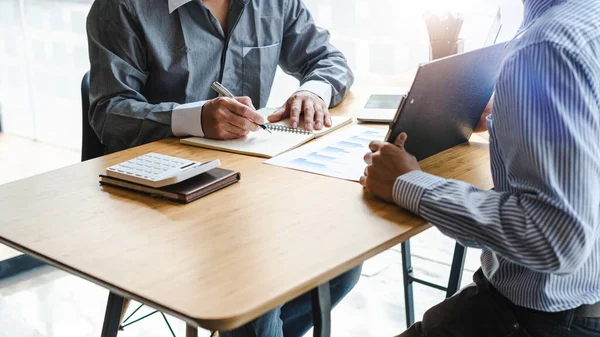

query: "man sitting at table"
xmin=87 ymin=0 xmax=353 ymax=154
xmin=86 ymin=0 xmax=361 ymax=336
xmin=361 ymin=0 xmax=600 ymax=335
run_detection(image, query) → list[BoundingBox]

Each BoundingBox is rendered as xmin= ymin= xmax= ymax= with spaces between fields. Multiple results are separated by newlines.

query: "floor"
xmin=0 ymin=133 xmax=483 ymax=337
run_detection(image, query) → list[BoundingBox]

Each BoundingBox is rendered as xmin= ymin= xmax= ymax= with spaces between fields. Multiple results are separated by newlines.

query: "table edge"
xmin=0 ymin=223 xmax=431 ymax=331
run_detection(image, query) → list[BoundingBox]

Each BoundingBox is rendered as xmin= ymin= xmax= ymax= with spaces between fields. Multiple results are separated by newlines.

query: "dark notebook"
xmin=99 ymin=168 xmax=240 ymax=203
xmin=386 ymin=42 xmax=508 ymax=160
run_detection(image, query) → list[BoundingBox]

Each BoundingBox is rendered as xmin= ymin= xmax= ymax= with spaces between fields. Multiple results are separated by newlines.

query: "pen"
xmin=211 ymin=81 xmax=272 ymax=134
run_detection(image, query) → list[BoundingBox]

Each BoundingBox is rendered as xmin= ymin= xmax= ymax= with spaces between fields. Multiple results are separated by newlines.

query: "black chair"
xmin=81 ymin=72 xmax=105 ymax=161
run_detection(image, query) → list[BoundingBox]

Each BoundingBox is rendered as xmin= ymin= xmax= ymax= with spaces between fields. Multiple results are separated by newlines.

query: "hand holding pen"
xmin=211 ymin=82 xmax=271 ymax=134
xmin=199 ymin=82 xmax=270 ymax=140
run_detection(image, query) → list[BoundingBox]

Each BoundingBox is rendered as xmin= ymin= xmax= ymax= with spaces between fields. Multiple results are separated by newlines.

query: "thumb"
xmin=267 ymin=106 xmax=286 ymax=122
xmin=393 ymin=133 xmax=408 ymax=149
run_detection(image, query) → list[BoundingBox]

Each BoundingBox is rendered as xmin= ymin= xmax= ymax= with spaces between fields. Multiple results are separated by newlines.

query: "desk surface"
xmin=0 ymin=87 xmax=493 ymax=331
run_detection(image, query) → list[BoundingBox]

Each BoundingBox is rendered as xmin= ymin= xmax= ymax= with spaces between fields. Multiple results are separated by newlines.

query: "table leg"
xmin=119 ymin=298 xmax=132 ymax=328
xmin=101 ymin=292 xmax=125 ymax=337
xmin=401 ymin=241 xmax=415 ymax=327
xmin=446 ymin=243 xmax=466 ymax=298
xmin=186 ymin=324 xmax=198 ymax=337
xmin=311 ymin=283 xmax=331 ymax=337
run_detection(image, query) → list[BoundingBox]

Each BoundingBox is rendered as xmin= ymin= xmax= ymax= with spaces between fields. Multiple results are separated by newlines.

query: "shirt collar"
xmin=517 ymin=0 xmax=566 ymax=33
xmin=169 ymin=0 xmax=192 ymax=14
xmin=168 ymin=0 xmax=249 ymax=13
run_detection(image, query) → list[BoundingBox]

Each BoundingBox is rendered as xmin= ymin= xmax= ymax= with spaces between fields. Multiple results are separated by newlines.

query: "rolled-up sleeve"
xmin=278 ymin=0 xmax=354 ymax=107
xmin=87 ymin=0 xmax=179 ymax=153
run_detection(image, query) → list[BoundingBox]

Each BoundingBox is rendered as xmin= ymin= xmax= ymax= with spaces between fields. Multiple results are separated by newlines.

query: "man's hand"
xmin=474 ymin=94 xmax=494 ymax=133
xmin=202 ymin=96 xmax=265 ymax=140
xmin=267 ymin=91 xmax=331 ymax=131
xmin=360 ymin=133 xmax=421 ymax=203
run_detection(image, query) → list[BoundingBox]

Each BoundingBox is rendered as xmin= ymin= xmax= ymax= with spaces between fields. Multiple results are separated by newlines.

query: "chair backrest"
xmin=81 ymin=72 xmax=105 ymax=161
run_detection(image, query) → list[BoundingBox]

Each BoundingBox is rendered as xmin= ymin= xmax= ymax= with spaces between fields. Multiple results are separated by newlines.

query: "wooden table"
xmin=0 ymin=87 xmax=493 ymax=337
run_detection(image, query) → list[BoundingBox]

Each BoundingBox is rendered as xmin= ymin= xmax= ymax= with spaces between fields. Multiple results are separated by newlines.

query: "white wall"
xmin=0 ymin=0 xmax=523 ymax=151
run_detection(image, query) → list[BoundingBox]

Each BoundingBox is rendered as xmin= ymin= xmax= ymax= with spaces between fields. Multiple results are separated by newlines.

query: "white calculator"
xmin=106 ymin=153 xmax=221 ymax=188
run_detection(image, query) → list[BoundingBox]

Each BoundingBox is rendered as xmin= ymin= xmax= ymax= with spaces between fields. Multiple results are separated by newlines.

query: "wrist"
xmin=296 ymin=81 xmax=332 ymax=106
xmin=171 ymin=100 xmax=207 ymax=137
xmin=393 ymin=171 xmax=445 ymax=214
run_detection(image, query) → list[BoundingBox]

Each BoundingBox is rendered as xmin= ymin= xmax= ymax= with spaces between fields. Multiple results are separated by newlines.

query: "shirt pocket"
xmin=242 ymin=42 xmax=281 ymax=108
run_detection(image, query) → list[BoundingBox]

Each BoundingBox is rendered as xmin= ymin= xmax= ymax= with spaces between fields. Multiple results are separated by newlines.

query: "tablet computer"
xmin=357 ymin=94 xmax=407 ymax=123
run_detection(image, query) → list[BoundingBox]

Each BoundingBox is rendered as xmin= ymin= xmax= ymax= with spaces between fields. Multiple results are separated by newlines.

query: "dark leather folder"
xmin=386 ymin=42 xmax=508 ymax=160
xmin=99 ymin=168 xmax=240 ymax=203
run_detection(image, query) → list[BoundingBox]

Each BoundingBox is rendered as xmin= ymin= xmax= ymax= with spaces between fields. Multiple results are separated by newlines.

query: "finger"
xmin=369 ymin=140 xmax=386 ymax=152
xmin=229 ymin=115 xmax=259 ymax=133
xmin=323 ymin=106 xmax=332 ymax=127
xmin=221 ymin=109 xmax=259 ymax=132
xmin=289 ymin=99 xmax=302 ymax=128
xmin=268 ymin=106 xmax=287 ymax=123
xmin=221 ymin=128 xmax=247 ymax=139
xmin=222 ymin=119 xmax=251 ymax=136
xmin=393 ymin=133 xmax=408 ymax=149
xmin=359 ymin=175 xmax=367 ymax=187
xmin=314 ymin=104 xmax=325 ymax=130
xmin=235 ymin=96 xmax=256 ymax=110
xmin=223 ymin=98 xmax=265 ymax=125
xmin=304 ymin=102 xmax=315 ymax=131
xmin=364 ymin=152 xmax=373 ymax=165
xmin=370 ymin=153 xmax=382 ymax=166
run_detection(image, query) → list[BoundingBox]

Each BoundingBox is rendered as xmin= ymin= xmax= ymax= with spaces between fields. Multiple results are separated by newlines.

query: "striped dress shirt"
xmin=393 ymin=0 xmax=600 ymax=312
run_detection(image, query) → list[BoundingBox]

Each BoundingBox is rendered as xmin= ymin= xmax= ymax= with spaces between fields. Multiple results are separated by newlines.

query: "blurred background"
xmin=0 ymin=0 xmax=522 ymax=151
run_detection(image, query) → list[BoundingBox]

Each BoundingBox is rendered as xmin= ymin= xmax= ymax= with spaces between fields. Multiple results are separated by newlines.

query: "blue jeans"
xmin=220 ymin=265 xmax=362 ymax=337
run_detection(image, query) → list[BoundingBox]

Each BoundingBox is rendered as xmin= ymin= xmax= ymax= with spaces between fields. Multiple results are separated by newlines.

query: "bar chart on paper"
xmin=265 ymin=126 xmax=387 ymax=181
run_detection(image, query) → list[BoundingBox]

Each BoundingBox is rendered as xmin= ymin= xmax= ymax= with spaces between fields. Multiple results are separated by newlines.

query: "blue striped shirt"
xmin=393 ymin=0 xmax=600 ymax=312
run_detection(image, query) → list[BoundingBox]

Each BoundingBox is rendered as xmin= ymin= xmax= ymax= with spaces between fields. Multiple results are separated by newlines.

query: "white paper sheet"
xmin=264 ymin=125 xmax=388 ymax=181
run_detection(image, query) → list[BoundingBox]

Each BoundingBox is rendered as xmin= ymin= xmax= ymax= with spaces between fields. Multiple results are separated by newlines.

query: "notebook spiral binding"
xmin=265 ymin=124 xmax=312 ymax=135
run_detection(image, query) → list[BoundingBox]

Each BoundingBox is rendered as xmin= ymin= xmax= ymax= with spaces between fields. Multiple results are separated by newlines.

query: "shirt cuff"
xmin=171 ymin=101 xmax=208 ymax=137
xmin=393 ymin=170 xmax=446 ymax=215
xmin=296 ymin=80 xmax=333 ymax=107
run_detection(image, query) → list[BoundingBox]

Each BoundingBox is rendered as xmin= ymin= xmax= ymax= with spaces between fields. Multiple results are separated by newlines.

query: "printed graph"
xmin=266 ymin=126 xmax=388 ymax=181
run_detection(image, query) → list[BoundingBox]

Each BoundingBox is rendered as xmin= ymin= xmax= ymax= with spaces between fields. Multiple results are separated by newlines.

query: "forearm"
xmin=394 ymin=171 xmax=594 ymax=274
xmin=90 ymin=96 xmax=177 ymax=153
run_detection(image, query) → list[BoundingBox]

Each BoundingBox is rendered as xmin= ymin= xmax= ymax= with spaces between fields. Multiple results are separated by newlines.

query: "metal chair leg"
xmin=400 ymin=240 xmax=467 ymax=328
xmin=312 ymin=283 xmax=332 ymax=337
xmin=101 ymin=292 xmax=125 ymax=337
xmin=400 ymin=240 xmax=415 ymax=327
xmin=446 ymin=243 xmax=467 ymax=298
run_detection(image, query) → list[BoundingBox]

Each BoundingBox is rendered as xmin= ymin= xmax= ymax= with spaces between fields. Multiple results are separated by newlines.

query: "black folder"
xmin=386 ymin=42 xmax=508 ymax=160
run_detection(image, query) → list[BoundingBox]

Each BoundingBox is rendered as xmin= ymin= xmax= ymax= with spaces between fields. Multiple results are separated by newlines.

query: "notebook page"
xmin=180 ymin=109 xmax=352 ymax=158
xmin=258 ymin=108 xmax=352 ymax=137
xmin=180 ymin=130 xmax=313 ymax=158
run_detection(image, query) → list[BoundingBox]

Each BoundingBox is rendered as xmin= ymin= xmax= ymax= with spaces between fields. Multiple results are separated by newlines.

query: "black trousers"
xmin=399 ymin=270 xmax=600 ymax=337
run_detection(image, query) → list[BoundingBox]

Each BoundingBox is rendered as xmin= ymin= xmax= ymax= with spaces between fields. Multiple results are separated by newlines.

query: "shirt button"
xmin=512 ymin=323 xmax=520 ymax=330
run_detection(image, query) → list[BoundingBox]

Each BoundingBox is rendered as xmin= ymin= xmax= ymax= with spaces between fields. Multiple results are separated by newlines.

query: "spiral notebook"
xmin=180 ymin=108 xmax=353 ymax=158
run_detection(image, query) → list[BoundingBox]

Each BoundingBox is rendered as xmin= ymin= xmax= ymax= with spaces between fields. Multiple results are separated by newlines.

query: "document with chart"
xmin=264 ymin=126 xmax=387 ymax=181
